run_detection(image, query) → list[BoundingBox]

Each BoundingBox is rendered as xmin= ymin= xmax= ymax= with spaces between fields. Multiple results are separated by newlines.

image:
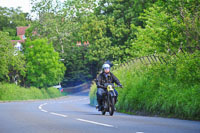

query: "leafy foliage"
xmin=116 ymin=51 xmax=200 ymax=120
xmin=130 ymin=5 xmax=184 ymax=57
xmin=0 ymin=31 xmax=12 ymax=80
xmin=94 ymin=0 xmax=157 ymax=61
xmin=0 ymin=0 xmax=199 ymax=117
xmin=90 ymin=51 xmax=200 ymax=120
xmin=1 ymin=0 xmax=199 ymax=85
xmin=24 ymin=39 xmax=66 ymax=88
xmin=130 ymin=1 xmax=200 ymax=57
xmin=0 ymin=83 xmax=63 ymax=101
xmin=0 ymin=31 xmax=26 ymax=83
xmin=28 ymin=0 xmax=158 ymax=83
xmin=0 ymin=7 xmax=30 ymax=37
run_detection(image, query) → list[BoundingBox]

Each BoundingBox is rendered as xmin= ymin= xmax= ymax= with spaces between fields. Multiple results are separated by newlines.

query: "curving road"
xmin=0 ymin=89 xmax=200 ymax=133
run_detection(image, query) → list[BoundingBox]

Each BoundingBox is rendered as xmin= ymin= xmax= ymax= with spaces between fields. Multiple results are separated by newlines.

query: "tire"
xmin=101 ymin=100 xmax=106 ymax=115
xmin=109 ymin=96 xmax=115 ymax=116
xmin=101 ymin=110 xmax=106 ymax=115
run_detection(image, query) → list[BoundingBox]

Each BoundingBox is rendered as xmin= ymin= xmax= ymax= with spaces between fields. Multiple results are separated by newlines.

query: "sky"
xmin=0 ymin=0 xmax=32 ymax=13
xmin=0 ymin=0 xmax=65 ymax=19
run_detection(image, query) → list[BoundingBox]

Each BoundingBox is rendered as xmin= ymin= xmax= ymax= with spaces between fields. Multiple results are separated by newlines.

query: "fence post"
xmin=157 ymin=56 xmax=163 ymax=64
xmin=147 ymin=56 xmax=152 ymax=64
xmin=150 ymin=55 xmax=156 ymax=64
xmin=113 ymin=54 xmax=170 ymax=71
xmin=153 ymin=55 xmax=158 ymax=62
xmin=139 ymin=57 xmax=144 ymax=64
xmin=143 ymin=57 xmax=148 ymax=65
xmin=161 ymin=56 xmax=167 ymax=64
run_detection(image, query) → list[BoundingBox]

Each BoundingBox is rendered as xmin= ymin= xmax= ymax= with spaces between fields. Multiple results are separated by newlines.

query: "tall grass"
xmin=89 ymin=51 xmax=200 ymax=120
xmin=89 ymin=81 xmax=98 ymax=106
xmin=0 ymin=83 xmax=64 ymax=101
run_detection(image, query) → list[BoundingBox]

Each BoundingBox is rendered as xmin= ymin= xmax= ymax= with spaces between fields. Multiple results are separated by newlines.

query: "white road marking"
xmin=38 ymin=103 xmax=68 ymax=117
xmin=38 ymin=98 xmax=89 ymax=118
xmin=41 ymin=109 xmax=48 ymax=113
xmin=76 ymin=118 xmax=114 ymax=128
xmin=136 ymin=132 xmax=144 ymax=133
xmin=38 ymin=103 xmax=48 ymax=113
xmin=50 ymin=112 xmax=68 ymax=117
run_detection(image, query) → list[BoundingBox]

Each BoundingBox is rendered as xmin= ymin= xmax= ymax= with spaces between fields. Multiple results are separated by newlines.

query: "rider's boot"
xmin=97 ymin=99 xmax=103 ymax=111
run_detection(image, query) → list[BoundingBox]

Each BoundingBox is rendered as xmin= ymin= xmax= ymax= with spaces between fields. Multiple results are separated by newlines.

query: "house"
xmin=11 ymin=25 xmax=29 ymax=53
xmin=11 ymin=25 xmax=29 ymax=44
xmin=14 ymin=42 xmax=23 ymax=51
xmin=11 ymin=40 xmax=23 ymax=53
xmin=12 ymin=42 xmax=23 ymax=56
xmin=76 ymin=41 xmax=90 ymax=46
xmin=16 ymin=26 xmax=29 ymax=42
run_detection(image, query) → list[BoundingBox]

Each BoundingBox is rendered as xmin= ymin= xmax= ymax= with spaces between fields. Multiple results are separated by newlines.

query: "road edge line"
xmin=76 ymin=118 xmax=114 ymax=128
xmin=50 ymin=112 xmax=68 ymax=117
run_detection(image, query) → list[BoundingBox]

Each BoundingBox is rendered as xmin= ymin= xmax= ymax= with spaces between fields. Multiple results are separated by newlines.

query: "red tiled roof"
xmin=16 ymin=26 xmax=29 ymax=35
xmin=76 ymin=41 xmax=90 ymax=46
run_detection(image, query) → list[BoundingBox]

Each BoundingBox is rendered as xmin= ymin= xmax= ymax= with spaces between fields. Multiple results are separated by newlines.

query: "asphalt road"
xmin=0 ymin=89 xmax=200 ymax=133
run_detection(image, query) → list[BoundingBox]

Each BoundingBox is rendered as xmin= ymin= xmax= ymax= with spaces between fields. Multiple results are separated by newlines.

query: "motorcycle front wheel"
xmin=109 ymin=97 xmax=115 ymax=116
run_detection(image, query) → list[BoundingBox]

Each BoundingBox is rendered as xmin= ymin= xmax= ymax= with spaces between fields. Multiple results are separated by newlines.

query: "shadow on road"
xmin=86 ymin=112 xmax=102 ymax=116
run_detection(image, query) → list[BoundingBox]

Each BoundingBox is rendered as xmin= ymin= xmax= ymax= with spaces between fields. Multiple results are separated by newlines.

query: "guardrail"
xmin=63 ymin=81 xmax=92 ymax=94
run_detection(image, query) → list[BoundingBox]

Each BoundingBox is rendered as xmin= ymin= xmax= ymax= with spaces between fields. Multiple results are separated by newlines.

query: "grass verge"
xmin=90 ymin=51 xmax=200 ymax=120
xmin=0 ymin=83 xmax=65 ymax=101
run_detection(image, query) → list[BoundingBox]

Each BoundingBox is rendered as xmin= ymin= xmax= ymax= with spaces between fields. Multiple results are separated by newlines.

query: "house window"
xmin=22 ymin=35 xmax=26 ymax=40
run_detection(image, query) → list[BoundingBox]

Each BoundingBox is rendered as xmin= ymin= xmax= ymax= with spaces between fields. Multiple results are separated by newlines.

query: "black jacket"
xmin=96 ymin=72 xmax=121 ymax=89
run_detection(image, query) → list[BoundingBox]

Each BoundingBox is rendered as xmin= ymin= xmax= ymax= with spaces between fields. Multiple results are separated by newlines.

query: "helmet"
xmin=102 ymin=64 xmax=110 ymax=70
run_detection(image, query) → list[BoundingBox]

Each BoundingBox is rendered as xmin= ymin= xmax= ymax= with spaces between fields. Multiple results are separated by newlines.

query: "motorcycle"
xmin=101 ymin=83 xmax=120 ymax=116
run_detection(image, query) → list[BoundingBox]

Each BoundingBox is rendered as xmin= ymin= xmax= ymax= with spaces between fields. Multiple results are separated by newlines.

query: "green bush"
xmin=0 ymin=83 xmax=64 ymax=101
xmin=24 ymin=39 xmax=66 ymax=88
xmin=46 ymin=87 xmax=62 ymax=98
xmin=89 ymin=81 xmax=97 ymax=106
xmin=89 ymin=51 xmax=200 ymax=120
xmin=11 ymin=36 xmax=21 ymax=40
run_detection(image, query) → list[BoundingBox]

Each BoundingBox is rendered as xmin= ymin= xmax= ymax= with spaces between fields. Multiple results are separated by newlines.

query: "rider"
xmin=96 ymin=63 xmax=122 ymax=111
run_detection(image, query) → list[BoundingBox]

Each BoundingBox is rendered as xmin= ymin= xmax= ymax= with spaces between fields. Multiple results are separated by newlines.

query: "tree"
xmin=94 ymin=0 xmax=157 ymax=61
xmin=0 ymin=31 xmax=26 ymax=83
xmin=130 ymin=0 xmax=200 ymax=57
xmin=29 ymin=0 xmax=99 ymax=84
xmin=78 ymin=15 xmax=120 ymax=70
xmin=160 ymin=0 xmax=200 ymax=49
xmin=130 ymin=5 xmax=184 ymax=56
xmin=0 ymin=7 xmax=30 ymax=37
xmin=24 ymin=39 xmax=66 ymax=88
xmin=0 ymin=31 xmax=13 ymax=80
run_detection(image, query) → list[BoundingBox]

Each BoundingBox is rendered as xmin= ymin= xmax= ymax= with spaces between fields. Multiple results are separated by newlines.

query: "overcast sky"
xmin=0 ymin=0 xmax=32 ymax=13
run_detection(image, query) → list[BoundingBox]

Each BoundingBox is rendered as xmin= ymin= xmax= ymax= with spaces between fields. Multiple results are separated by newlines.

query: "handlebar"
xmin=113 ymin=85 xmax=123 ymax=88
xmin=104 ymin=83 xmax=123 ymax=88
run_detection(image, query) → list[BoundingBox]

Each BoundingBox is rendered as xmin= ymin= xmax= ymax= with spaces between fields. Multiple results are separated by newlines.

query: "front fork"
xmin=108 ymin=91 xmax=116 ymax=106
xmin=102 ymin=91 xmax=116 ymax=110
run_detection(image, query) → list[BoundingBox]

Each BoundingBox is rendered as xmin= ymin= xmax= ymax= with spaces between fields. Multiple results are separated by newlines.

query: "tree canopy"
xmin=0 ymin=31 xmax=26 ymax=83
xmin=0 ymin=7 xmax=30 ymax=37
xmin=1 ymin=0 xmax=199 ymax=87
xmin=25 ymin=39 xmax=66 ymax=88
